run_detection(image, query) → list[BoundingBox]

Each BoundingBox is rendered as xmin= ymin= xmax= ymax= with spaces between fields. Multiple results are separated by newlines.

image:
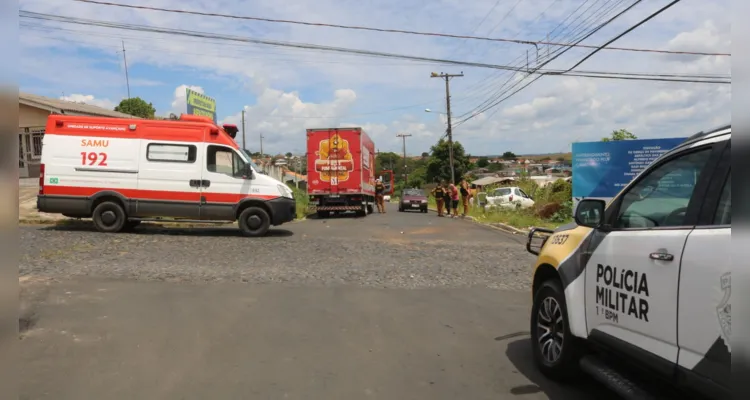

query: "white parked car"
xmin=486 ymin=186 xmax=535 ymax=209
xmin=383 ymin=194 xmax=391 ymax=202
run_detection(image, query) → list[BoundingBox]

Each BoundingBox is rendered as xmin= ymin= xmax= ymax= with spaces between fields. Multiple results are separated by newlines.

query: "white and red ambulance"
xmin=36 ymin=114 xmax=296 ymax=236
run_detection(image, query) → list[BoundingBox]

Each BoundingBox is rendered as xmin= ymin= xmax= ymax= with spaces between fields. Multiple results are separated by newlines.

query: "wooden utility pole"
xmin=241 ymin=109 xmax=246 ymax=151
xmin=121 ymin=41 xmax=131 ymax=99
xmin=430 ymin=72 xmax=463 ymax=184
xmin=397 ymin=133 xmax=412 ymax=185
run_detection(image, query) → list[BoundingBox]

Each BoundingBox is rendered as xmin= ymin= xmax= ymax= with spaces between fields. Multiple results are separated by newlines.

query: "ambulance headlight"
xmin=277 ymin=184 xmax=294 ymax=199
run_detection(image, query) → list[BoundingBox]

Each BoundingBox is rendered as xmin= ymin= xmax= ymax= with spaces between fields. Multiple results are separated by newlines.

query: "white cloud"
xmin=216 ymin=85 xmax=358 ymax=153
xmin=59 ymin=94 xmax=117 ymax=110
xmin=169 ymin=84 xmax=205 ymax=116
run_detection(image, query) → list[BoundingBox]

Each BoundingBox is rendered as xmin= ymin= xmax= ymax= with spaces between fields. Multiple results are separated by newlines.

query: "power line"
xmin=549 ymin=0 xmax=685 ymax=75
xmin=453 ymin=0 xmax=647 ymax=123
xmin=452 ymin=0 xmax=618 ymax=110
xmin=69 ymin=0 xmax=730 ymax=57
xmin=455 ymin=0 xmax=695 ymax=127
xmin=19 ymin=11 xmax=729 ymax=84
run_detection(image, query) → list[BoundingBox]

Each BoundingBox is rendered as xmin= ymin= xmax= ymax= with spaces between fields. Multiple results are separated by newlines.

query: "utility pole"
xmin=397 ymin=133 xmax=412 ymax=186
xmin=241 ymin=109 xmax=246 ymax=152
xmin=430 ymin=71 xmax=463 ymax=184
xmin=121 ymin=41 xmax=131 ymax=99
xmin=260 ymin=133 xmax=265 ymax=171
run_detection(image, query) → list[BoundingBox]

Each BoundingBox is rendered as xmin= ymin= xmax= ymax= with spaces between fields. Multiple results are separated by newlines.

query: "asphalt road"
xmin=19 ymin=203 xmax=611 ymax=399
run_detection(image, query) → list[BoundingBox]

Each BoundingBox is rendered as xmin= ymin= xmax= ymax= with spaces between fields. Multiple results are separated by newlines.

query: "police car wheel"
xmin=530 ymin=279 xmax=583 ymax=381
xmin=92 ymin=201 xmax=127 ymax=233
xmin=238 ymin=207 xmax=271 ymax=237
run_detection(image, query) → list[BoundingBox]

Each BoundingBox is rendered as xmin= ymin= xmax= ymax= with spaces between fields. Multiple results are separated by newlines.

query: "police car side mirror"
xmin=575 ymin=199 xmax=606 ymax=228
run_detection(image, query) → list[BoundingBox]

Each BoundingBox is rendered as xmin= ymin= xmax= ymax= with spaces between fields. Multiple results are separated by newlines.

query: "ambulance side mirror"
xmin=242 ymin=164 xmax=254 ymax=180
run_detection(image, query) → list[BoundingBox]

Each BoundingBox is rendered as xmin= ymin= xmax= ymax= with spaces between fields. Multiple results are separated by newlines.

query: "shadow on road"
xmin=504 ymin=337 xmax=610 ymax=399
xmin=306 ymin=211 xmax=366 ymax=220
xmin=41 ymin=223 xmax=294 ymax=238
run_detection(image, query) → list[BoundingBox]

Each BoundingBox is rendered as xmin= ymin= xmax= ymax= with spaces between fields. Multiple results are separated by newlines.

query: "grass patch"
xmin=467 ymin=207 xmax=561 ymax=230
xmin=427 ymin=186 xmax=571 ymax=231
xmin=290 ymin=186 xmax=309 ymax=219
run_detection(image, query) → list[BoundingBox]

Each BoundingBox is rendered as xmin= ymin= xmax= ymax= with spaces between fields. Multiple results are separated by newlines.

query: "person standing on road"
xmin=459 ymin=178 xmax=471 ymax=217
xmin=449 ymin=182 xmax=460 ymax=218
xmin=431 ymin=181 xmax=446 ymax=217
xmin=442 ymin=181 xmax=452 ymax=217
xmin=374 ymin=179 xmax=386 ymax=213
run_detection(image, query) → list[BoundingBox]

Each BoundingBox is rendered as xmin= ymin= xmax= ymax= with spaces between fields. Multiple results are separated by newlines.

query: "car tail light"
xmin=38 ymin=163 xmax=45 ymax=195
xmin=509 ymin=194 xmax=514 ymax=202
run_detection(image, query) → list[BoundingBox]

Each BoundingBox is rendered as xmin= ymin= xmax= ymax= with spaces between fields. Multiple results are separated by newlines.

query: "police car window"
xmin=713 ymin=171 xmax=731 ymax=225
xmin=615 ymin=148 xmax=712 ymax=229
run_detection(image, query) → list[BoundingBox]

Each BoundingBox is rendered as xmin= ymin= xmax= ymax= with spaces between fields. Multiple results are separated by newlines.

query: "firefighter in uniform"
xmin=431 ymin=182 xmax=446 ymax=216
xmin=374 ymin=179 xmax=386 ymax=213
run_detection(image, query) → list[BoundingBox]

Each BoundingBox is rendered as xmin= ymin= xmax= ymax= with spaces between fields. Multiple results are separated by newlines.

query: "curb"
xmin=426 ymin=206 xmax=530 ymax=235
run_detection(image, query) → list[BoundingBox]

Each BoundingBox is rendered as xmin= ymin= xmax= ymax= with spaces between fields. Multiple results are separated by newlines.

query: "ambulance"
xmin=525 ymin=125 xmax=730 ymax=399
xmin=36 ymin=114 xmax=296 ymax=237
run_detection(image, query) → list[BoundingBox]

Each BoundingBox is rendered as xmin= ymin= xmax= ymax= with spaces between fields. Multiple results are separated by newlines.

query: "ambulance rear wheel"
xmin=238 ymin=207 xmax=271 ymax=237
xmin=530 ymin=279 xmax=584 ymax=381
xmin=92 ymin=201 xmax=127 ymax=233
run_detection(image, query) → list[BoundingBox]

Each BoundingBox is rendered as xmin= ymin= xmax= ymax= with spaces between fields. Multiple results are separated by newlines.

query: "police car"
xmin=525 ymin=125 xmax=730 ymax=399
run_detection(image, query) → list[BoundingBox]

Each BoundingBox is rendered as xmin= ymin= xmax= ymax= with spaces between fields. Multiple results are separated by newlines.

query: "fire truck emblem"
xmin=314 ymin=133 xmax=354 ymax=183
xmin=716 ymin=272 xmax=731 ymax=352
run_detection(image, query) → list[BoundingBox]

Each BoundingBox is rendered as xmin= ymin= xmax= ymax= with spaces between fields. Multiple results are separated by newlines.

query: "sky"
xmin=19 ymin=0 xmax=731 ymax=156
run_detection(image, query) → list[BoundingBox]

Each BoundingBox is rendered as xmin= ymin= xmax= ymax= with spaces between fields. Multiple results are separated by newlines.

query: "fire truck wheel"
xmin=92 ymin=201 xmax=127 ymax=233
xmin=238 ymin=206 xmax=271 ymax=237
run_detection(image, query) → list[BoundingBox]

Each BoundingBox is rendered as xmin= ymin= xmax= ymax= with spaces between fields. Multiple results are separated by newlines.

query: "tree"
xmin=502 ymin=151 xmax=517 ymax=160
xmin=488 ymin=162 xmax=504 ymax=172
xmin=425 ymin=139 xmax=471 ymax=184
xmin=285 ymin=152 xmax=293 ymax=158
xmin=421 ymin=152 xmax=430 ymax=158
xmin=602 ymin=129 xmax=637 ymax=142
xmin=114 ymin=97 xmax=156 ymax=119
xmin=476 ymin=157 xmax=489 ymax=168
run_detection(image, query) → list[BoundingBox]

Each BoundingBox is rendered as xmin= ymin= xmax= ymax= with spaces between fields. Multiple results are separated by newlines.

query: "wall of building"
xmin=19 ymin=104 xmax=50 ymax=128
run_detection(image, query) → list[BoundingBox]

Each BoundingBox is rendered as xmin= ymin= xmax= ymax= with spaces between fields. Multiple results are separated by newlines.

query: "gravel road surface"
xmin=19 ymin=203 xmax=612 ymax=399
xmin=21 ymin=203 xmax=535 ymax=290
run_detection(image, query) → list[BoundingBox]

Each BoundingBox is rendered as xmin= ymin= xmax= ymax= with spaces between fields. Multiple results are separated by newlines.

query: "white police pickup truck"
xmin=525 ymin=125 xmax=731 ymax=399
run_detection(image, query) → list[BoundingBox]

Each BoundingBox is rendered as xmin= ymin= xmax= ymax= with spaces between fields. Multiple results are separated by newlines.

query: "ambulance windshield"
xmin=239 ymin=148 xmax=261 ymax=171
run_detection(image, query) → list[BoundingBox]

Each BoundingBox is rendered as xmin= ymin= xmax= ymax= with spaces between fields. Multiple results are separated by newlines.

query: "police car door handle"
xmin=189 ymin=179 xmax=201 ymax=188
xmin=649 ymin=252 xmax=674 ymax=261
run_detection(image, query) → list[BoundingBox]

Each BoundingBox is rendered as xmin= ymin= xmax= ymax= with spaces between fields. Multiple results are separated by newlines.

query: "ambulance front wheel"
xmin=92 ymin=201 xmax=127 ymax=233
xmin=238 ymin=207 xmax=271 ymax=237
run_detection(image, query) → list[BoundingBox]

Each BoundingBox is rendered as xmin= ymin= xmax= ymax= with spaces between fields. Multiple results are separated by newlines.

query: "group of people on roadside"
xmin=430 ymin=178 xmax=473 ymax=218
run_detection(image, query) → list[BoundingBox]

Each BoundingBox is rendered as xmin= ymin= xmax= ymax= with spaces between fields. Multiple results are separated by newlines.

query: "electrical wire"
xmin=20 ymin=11 xmax=728 ymax=84
xmin=455 ymin=0 xmax=698 ymax=127
xmin=454 ymin=0 xmax=645 ymax=123
xmin=455 ymin=0 xmax=635 ymax=113
xmin=69 ymin=0 xmax=730 ymax=57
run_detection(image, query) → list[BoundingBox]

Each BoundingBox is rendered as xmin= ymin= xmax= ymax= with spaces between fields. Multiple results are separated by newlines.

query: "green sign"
xmin=49 ymin=177 xmax=59 ymax=184
xmin=186 ymin=88 xmax=217 ymax=123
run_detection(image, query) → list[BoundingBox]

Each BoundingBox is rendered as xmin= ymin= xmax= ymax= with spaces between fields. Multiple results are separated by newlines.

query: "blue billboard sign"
xmin=572 ymin=137 xmax=687 ymax=201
